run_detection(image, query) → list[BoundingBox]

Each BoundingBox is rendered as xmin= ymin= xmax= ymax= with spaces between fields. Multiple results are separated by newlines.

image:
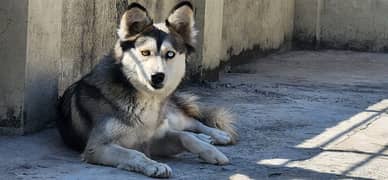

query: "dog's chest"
xmin=118 ymin=97 xmax=164 ymax=148
xmin=137 ymin=99 xmax=162 ymax=129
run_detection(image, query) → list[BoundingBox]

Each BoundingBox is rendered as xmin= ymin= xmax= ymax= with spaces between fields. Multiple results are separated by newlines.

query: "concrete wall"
xmin=58 ymin=0 xmax=297 ymax=83
xmin=59 ymin=0 xmax=206 ymax=92
xmin=0 ymin=0 xmax=297 ymax=134
xmin=295 ymin=0 xmax=388 ymax=51
xmin=0 ymin=0 xmax=301 ymax=134
xmin=294 ymin=0 xmax=318 ymax=47
xmin=0 ymin=0 xmax=62 ymax=134
xmin=0 ymin=0 xmax=208 ymax=134
xmin=201 ymin=0 xmax=224 ymax=71
xmin=220 ymin=0 xmax=295 ymax=65
xmin=198 ymin=0 xmax=295 ymax=79
xmin=24 ymin=0 xmax=62 ymax=133
xmin=0 ymin=0 xmax=28 ymax=134
xmin=59 ymin=0 xmax=125 ymax=93
xmin=5 ymin=0 xmax=388 ymax=134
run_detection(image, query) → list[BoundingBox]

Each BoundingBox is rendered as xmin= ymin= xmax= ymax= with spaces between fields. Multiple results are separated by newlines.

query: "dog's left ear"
xmin=166 ymin=1 xmax=197 ymax=52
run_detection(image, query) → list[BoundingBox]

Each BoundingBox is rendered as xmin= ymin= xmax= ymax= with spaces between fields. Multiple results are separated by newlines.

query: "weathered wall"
xmin=2 ymin=0 xmax=388 ymax=134
xmin=59 ymin=0 xmax=205 ymax=93
xmin=4 ymin=0 xmax=388 ymax=135
xmin=294 ymin=0 xmax=318 ymax=47
xmin=0 ymin=0 xmax=62 ymax=134
xmin=220 ymin=0 xmax=295 ymax=66
xmin=59 ymin=0 xmax=125 ymax=93
xmin=24 ymin=0 xmax=62 ymax=133
xmin=0 ymin=0 xmax=28 ymax=134
xmin=1 ymin=0 xmax=297 ymax=134
xmin=201 ymin=0 xmax=224 ymax=71
xmin=0 ymin=0 xmax=207 ymax=134
xmin=294 ymin=0 xmax=388 ymax=51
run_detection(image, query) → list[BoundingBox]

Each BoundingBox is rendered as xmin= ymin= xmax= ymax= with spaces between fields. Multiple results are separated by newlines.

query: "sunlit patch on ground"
xmin=258 ymin=99 xmax=388 ymax=179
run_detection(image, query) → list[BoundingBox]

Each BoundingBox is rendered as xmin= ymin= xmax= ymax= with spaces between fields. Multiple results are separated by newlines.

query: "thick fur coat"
xmin=57 ymin=1 xmax=237 ymax=178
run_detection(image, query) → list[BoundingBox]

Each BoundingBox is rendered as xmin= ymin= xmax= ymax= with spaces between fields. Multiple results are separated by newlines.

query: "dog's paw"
xmin=143 ymin=162 xmax=172 ymax=178
xmin=211 ymin=129 xmax=232 ymax=145
xmin=199 ymin=147 xmax=229 ymax=165
xmin=194 ymin=133 xmax=214 ymax=144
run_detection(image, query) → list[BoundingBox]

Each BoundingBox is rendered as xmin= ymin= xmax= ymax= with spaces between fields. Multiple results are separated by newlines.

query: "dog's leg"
xmin=166 ymin=130 xmax=229 ymax=165
xmin=82 ymin=143 xmax=172 ymax=178
xmin=83 ymin=123 xmax=171 ymax=178
xmin=190 ymin=120 xmax=232 ymax=145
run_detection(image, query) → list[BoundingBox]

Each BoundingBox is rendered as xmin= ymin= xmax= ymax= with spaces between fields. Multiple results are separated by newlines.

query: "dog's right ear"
xmin=117 ymin=3 xmax=153 ymax=41
xmin=166 ymin=1 xmax=196 ymax=53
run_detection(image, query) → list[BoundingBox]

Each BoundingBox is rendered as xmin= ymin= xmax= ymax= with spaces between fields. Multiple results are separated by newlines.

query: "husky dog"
xmin=57 ymin=1 xmax=237 ymax=178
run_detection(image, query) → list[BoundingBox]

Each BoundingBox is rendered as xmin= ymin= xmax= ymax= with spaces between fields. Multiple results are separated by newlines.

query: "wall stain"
xmin=0 ymin=107 xmax=22 ymax=128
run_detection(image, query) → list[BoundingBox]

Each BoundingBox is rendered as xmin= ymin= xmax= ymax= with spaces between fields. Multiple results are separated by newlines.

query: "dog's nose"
xmin=151 ymin=72 xmax=165 ymax=89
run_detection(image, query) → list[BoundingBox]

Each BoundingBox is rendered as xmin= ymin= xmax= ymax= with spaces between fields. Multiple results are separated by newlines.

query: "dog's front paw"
xmin=194 ymin=133 xmax=214 ymax=144
xmin=143 ymin=162 xmax=172 ymax=178
xmin=211 ymin=129 xmax=232 ymax=145
xmin=199 ymin=147 xmax=229 ymax=165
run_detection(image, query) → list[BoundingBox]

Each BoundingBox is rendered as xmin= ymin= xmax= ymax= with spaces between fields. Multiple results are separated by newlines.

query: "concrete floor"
xmin=1 ymin=50 xmax=388 ymax=179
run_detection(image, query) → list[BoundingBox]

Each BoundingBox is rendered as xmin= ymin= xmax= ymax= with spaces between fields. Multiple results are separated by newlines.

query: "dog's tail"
xmin=172 ymin=92 xmax=238 ymax=144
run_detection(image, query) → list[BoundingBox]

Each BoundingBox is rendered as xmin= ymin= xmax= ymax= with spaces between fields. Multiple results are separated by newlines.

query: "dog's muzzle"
xmin=151 ymin=72 xmax=165 ymax=89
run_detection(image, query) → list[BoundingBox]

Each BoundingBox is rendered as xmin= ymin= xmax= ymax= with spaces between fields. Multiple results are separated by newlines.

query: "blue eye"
xmin=166 ymin=51 xmax=175 ymax=59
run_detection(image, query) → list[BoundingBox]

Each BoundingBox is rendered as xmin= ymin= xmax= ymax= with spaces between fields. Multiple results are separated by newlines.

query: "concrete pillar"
xmin=0 ymin=0 xmax=62 ymax=134
xmin=200 ymin=0 xmax=224 ymax=81
xmin=59 ymin=0 xmax=126 ymax=94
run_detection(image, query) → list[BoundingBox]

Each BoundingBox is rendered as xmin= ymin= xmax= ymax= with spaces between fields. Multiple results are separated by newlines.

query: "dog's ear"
xmin=118 ymin=3 xmax=153 ymax=41
xmin=166 ymin=1 xmax=197 ymax=51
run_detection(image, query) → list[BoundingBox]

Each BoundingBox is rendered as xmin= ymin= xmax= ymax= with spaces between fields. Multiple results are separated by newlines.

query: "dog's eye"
xmin=166 ymin=51 xmax=175 ymax=59
xmin=141 ymin=50 xmax=151 ymax=56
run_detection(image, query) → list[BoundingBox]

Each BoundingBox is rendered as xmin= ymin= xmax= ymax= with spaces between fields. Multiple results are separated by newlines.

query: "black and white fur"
xmin=57 ymin=2 xmax=237 ymax=178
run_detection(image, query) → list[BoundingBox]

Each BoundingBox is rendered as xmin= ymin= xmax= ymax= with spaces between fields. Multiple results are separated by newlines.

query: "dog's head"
xmin=114 ymin=1 xmax=196 ymax=96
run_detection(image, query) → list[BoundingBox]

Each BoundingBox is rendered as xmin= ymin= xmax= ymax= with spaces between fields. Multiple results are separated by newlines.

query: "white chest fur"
xmin=117 ymin=95 xmax=165 ymax=149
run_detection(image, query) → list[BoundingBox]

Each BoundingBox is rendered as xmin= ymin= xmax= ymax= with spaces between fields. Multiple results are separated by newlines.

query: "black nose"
xmin=151 ymin=72 xmax=165 ymax=89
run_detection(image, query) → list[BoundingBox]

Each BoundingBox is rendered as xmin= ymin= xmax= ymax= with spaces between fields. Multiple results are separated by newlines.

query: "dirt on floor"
xmin=1 ymin=50 xmax=388 ymax=179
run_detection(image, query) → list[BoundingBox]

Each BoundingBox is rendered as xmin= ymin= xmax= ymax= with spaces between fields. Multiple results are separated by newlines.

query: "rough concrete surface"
xmin=221 ymin=0 xmax=294 ymax=62
xmin=59 ymin=0 xmax=207 ymax=93
xmin=294 ymin=0 xmax=388 ymax=52
xmin=0 ymin=0 xmax=28 ymax=133
xmin=0 ymin=0 xmax=61 ymax=134
xmin=1 ymin=50 xmax=388 ymax=179
xmin=23 ymin=0 xmax=62 ymax=133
